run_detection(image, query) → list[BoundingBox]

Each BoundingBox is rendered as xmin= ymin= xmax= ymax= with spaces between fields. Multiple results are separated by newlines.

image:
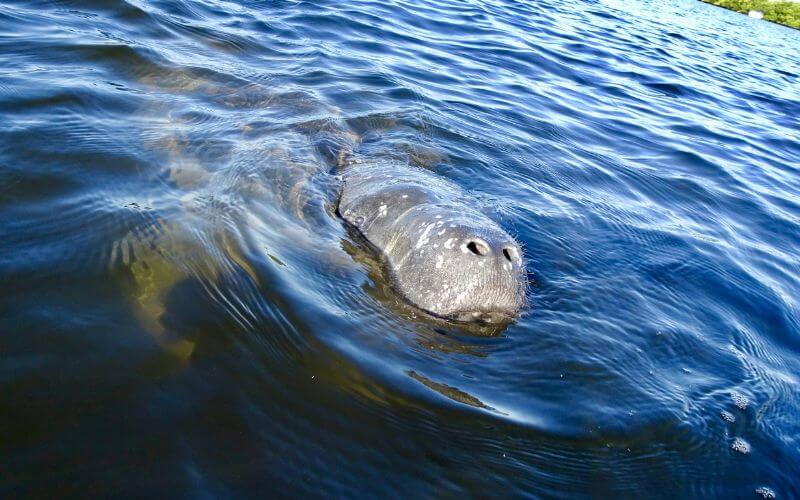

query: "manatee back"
xmin=337 ymin=162 xmax=463 ymax=248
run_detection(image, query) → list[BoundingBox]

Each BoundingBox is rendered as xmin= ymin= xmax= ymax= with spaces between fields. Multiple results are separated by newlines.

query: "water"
xmin=1 ymin=0 xmax=799 ymax=496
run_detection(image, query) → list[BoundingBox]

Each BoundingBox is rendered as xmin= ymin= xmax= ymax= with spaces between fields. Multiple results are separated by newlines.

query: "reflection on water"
xmin=1 ymin=0 xmax=799 ymax=496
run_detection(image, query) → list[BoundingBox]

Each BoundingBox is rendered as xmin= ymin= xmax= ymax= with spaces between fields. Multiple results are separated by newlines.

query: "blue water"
xmin=1 ymin=0 xmax=799 ymax=496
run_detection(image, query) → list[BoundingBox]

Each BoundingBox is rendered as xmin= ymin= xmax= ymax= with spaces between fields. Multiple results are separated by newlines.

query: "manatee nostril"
xmin=465 ymin=239 xmax=490 ymax=256
xmin=503 ymin=246 xmax=520 ymax=263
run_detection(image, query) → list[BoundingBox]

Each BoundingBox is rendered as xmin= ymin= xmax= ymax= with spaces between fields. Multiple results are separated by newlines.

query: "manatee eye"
xmin=465 ymin=239 xmax=490 ymax=256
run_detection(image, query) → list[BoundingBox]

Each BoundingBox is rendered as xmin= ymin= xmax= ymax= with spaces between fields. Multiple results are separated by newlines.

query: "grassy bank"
xmin=701 ymin=0 xmax=800 ymax=29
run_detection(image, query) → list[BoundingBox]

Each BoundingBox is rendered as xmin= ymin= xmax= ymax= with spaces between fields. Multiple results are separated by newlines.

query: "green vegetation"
xmin=701 ymin=0 xmax=800 ymax=30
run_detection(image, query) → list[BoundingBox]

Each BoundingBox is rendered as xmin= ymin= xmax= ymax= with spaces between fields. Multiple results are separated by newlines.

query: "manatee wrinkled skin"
xmin=338 ymin=161 xmax=525 ymax=323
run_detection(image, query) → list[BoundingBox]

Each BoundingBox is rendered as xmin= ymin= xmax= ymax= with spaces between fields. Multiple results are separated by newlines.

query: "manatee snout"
xmin=456 ymin=227 xmax=525 ymax=321
xmin=390 ymin=208 xmax=526 ymax=323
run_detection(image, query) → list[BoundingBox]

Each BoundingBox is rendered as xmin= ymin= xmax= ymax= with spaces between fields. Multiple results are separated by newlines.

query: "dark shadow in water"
xmin=408 ymin=370 xmax=498 ymax=411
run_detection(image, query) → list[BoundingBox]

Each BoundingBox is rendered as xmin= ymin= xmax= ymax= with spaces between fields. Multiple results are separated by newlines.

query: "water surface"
xmin=1 ymin=0 xmax=799 ymax=496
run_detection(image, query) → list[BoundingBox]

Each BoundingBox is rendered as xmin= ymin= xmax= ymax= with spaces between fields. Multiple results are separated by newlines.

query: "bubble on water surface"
xmin=731 ymin=437 xmax=751 ymax=454
xmin=720 ymin=410 xmax=735 ymax=423
xmin=731 ymin=391 xmax=749 ymax=410
xmin=755 ymin=487 xmax=776 ymax=499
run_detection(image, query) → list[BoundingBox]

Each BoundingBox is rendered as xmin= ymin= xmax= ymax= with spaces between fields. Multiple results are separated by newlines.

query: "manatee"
xmin=336 ymin=157 xmax=525 ymax=323
xmin=117 ymin=74 xmax=525 ymax=364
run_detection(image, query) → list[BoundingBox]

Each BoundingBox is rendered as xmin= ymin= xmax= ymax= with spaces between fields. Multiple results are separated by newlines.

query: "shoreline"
xmin=700 ymin=0 xmax=800 ymax=30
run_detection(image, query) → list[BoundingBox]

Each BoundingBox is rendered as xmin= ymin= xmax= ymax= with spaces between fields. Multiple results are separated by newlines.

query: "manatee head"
xmin=339 ymin=165 xmax=526 ymax=323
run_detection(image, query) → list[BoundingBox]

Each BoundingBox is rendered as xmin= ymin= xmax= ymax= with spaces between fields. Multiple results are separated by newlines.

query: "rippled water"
xmin=2 ymin=0 xmax=799 ymax=496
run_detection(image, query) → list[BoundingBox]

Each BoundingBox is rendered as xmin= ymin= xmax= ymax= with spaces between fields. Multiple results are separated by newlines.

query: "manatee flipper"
xmin=111 ymin=215 xmax=224 ymax=364
xmin=127 ymin=245 xmax=197 ymax=363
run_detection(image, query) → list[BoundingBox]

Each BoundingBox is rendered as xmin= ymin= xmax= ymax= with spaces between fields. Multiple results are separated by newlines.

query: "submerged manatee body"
xmin=125 ymin=78 xmax=524 ymax=335
xmin=338 ymin=160 xmax=526 ymax=323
